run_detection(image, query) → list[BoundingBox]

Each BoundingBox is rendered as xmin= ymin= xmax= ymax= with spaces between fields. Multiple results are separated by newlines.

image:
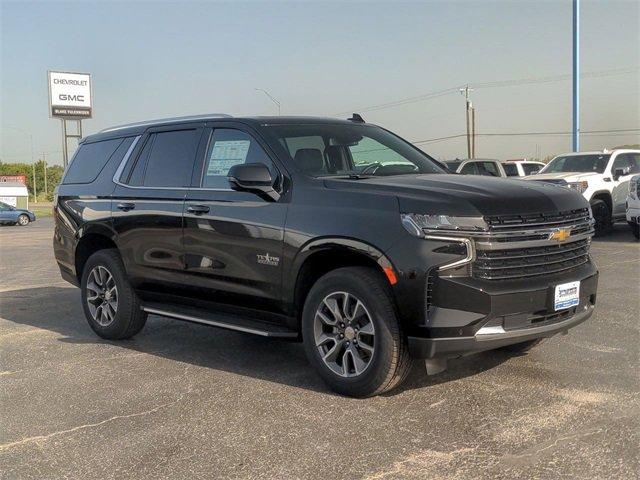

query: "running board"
xmin=142 ymin=303 xmax=298 ymax=338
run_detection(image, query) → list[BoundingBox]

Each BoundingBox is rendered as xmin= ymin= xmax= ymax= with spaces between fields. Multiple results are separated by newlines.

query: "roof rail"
xmin=99 ymin=114 xmax=233 ymax=133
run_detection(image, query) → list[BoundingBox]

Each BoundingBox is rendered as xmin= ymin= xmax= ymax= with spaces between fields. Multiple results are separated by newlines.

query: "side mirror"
xmin=227 ymin=163 xmax=280 ymax=201
xmin=613 ymin=168 xmax=625 ymax=181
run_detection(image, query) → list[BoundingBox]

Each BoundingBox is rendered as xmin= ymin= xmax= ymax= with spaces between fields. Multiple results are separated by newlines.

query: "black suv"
xmin=54 ymin=115 xmax=598 ymax=397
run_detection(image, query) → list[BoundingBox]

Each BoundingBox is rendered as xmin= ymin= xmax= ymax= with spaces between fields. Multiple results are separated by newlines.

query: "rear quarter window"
xmin=63 ymin=138 xmax=128 ymax=184
xmin=503 ymin=164 xmax=519 ymax=176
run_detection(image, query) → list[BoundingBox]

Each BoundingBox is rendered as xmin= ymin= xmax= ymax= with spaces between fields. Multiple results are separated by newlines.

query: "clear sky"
xmin=1 ymin=0 xmax=638 ymax=166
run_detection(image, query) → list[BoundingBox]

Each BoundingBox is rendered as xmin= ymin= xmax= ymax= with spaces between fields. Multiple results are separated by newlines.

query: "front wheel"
xmin=81 ymin=249 xmax=147 ymax=340
xmin=302 ymin=267 xmax=411 ymax=397
xmin=17 ymin=214 xmax=30 ymax=226
xmin=590 ymin=199 xmax=611 ymax=237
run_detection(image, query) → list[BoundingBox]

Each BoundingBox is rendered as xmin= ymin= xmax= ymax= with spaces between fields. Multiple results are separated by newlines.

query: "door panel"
xmin=183 ymin=191 xmax=287 ymax=309
xmin=611 ymin=153 xmax=640 ymax=215
xmin=112 ymin=186 xmax=187 ymax=288
xmin=111 ymin=123 xmax=203 ymax=289
xmin=182 ymin=125 xmax=288 ymax=313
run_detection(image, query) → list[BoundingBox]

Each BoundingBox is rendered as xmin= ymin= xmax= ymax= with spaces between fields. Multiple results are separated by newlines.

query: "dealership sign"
xmin=48 ymin=71 xmax=92 ymax=118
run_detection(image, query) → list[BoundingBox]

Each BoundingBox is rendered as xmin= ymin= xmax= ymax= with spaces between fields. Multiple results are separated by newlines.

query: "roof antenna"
xmin=348 ymin=113 xmax=365 ymax=123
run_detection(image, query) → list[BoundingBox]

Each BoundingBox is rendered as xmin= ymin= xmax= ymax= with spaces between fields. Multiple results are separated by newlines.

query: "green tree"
xmin=0 ymin=160 xmax=65 ymax=201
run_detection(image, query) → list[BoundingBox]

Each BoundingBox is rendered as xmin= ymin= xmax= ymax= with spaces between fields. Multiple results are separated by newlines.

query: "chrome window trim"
xmin=112 ymin=135 xmax=141 ymax=186
xmin=111 ymin=134 xmax=235 ymax=192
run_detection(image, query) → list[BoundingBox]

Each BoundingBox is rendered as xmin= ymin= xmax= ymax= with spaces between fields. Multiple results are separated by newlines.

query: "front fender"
xmin=283 ymin=236 xmax=396 ymax=307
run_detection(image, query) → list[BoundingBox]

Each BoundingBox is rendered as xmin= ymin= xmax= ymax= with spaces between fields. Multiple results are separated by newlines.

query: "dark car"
xmin=0 ymin=201 xmax=36 ymax=226
xmin=53 ymin=114 xmax=598 ymax=397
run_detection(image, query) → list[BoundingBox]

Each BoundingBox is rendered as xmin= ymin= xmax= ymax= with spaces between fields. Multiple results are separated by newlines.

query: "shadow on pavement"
xmin=1 ymin=286 xmax=511 ymax=396
xmin=592 ymin=223 xmax=638 ymax=244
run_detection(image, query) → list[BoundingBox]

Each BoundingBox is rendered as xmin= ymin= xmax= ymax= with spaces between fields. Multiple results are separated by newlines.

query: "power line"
xmin=412 ymin=128 xmax=640 ymax=145
xmin=333 ymin=67 xmax=638 ymax=116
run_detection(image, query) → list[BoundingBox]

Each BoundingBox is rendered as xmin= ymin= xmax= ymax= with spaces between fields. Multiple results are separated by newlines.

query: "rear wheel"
xmin=17 ymin=214 xmax=30 ymax=226
xmin=629 ymin=222 xmax=640 ymax=240
xmin=302 ymin=267 xmax=411 ymax=397
xmin=81 ymin=249 xmax=147 ymax=340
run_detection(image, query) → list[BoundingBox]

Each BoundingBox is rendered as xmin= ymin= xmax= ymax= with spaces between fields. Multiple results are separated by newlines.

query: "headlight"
xmin=401 ymin=214 xmax=487 ymax=237
xmin=401 ymin=214 xmax=479 ymax=272
xmin=567 ymin=181 xmax=589 ymax=194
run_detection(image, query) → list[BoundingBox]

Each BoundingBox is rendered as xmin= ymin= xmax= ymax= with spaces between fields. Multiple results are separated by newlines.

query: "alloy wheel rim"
xmin=86 ymin=266 xmax=118 ymax=326
xmin=314 ymin=291 xmax=375 ymax=378
xmin=19 ymin=216 xmax=28 ymax=225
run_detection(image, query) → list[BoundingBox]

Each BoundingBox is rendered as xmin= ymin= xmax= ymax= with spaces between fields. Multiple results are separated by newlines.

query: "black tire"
xmin=590 ymin=199 xmax=611 ymax=237
xmin=17 ymin=214 xmax=30 ymax=226
xmin=629 ymin=222 xmax=640 ymax=240
xmin=80 ymin=249 xmax=147 ymax=340
xmin=498 ymin=338 xmax=543 ymax=354
xmin=301 ymin=267 xmax=412 ymax=397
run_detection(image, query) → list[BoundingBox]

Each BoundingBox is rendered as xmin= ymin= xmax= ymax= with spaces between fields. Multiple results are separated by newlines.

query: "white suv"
xmin=456 ymin=159 xmax=544 ymax=177
xmin=627 ymin=174 xmax=640 ymax=239
xmin=524 ymin=149 xmax=640 ymax=236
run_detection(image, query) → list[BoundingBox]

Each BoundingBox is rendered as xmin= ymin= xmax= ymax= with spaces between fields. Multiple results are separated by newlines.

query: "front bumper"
xmin=626 ymin=207 xmax=640 ymax=224
xmin=407 ymin=261 xmax=598 ymax=359
xmin=409 ymin=303 xmax=594 ymax=358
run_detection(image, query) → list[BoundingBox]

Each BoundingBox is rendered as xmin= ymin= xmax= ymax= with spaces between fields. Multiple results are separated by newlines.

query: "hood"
xmin=525 ymin=172 xmax=601 ymax=182
xmin=323 ymin=174 xmax=588 ymax=216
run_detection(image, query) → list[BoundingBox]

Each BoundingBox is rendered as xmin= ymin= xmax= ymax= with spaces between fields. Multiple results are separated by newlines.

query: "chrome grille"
xmin=472 ymin=208 xmax=593 ymax=280
xmin=474 ymin=238 xmax=590 ymax=280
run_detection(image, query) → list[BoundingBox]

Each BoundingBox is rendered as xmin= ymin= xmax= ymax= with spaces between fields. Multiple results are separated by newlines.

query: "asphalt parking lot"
xmin=1 ymin=217 xmax=638 ymax=479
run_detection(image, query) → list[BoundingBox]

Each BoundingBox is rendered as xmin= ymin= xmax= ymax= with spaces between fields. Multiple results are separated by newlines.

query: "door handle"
xmin=187 ymin=205 xmax=210 ymax=215
xmin=116 ymin=202 xmax=135 ymax=211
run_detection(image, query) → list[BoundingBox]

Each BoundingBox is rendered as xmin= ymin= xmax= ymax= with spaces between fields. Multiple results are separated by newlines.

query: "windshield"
xmin=541 ymin=154 xmax=610 ymax=174
xmin=264 ymin=124 xmax=445 ymax=177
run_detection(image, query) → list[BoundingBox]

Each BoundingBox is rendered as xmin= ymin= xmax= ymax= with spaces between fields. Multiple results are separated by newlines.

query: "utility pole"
xmin=471 ymin=105 xmax=476 ymax=158
xmin=32 ymin=162 xmax=37 ymax=200
xmin=572 ymin=0 xmax=580 ymax=151
xmin=42 ymin=153 xmax=48 ymax=197
xmin=460 ymin=85 xmax=474 ymax=158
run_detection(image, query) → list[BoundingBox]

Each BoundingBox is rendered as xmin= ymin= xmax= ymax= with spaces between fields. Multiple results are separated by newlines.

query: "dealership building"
xmin=0 ymin=181 xmax=29 ymax=209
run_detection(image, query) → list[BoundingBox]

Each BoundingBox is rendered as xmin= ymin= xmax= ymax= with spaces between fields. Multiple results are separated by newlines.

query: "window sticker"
xmin=206 ymin=140 xmax=250 ymax=176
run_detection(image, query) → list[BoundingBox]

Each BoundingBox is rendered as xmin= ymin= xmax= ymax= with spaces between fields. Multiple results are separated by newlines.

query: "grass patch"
xmin=31 ymin=207 xmax=53 ymax=217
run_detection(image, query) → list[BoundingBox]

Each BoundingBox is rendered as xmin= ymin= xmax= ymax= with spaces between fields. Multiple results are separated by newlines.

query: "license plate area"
xmin=554 ymin=281 xmax=580 ymax=311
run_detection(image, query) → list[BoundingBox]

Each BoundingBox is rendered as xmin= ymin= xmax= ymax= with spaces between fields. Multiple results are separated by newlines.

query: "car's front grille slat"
xmin=474 ymin=208 xmax=592 ymax=281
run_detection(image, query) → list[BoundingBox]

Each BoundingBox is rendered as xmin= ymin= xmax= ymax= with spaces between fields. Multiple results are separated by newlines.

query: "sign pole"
xmin=572 ymin=0 xmax=580 ymax=152
xmin=61 ymin=119 xmax=69 ymax=167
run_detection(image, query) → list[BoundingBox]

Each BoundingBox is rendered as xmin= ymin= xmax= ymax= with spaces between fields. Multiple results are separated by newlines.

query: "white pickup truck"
xmin=627 ymin=174 xmax=640 ymax=239
xmin=524 ymin=149 xmax=640 ymax=236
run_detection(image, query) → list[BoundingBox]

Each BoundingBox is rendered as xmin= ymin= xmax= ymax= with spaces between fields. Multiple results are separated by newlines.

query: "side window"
xmin=522 ymin=163 xmax=542 ymax=175
xmin=201 ymin=129 xmax=275 ymax=189
xmin=63 ymin=138 xmax=124 ymax=184
xmin=613 ymin=154 xmax=640 ymax=175
xmin=478 ymin=162 xmax=500 ymax=177
xmin=126 ymin=129 xmax=200 ymax=187
xmin=460 ymin=162 xmax=477 ymax=175
xmin=503 ymin=164 xmax=519 ymax=176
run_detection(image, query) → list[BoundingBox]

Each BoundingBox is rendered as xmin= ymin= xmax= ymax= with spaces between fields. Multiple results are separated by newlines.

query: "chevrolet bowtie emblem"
xmin=549 ymin=228 xmax=571 ymax=242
